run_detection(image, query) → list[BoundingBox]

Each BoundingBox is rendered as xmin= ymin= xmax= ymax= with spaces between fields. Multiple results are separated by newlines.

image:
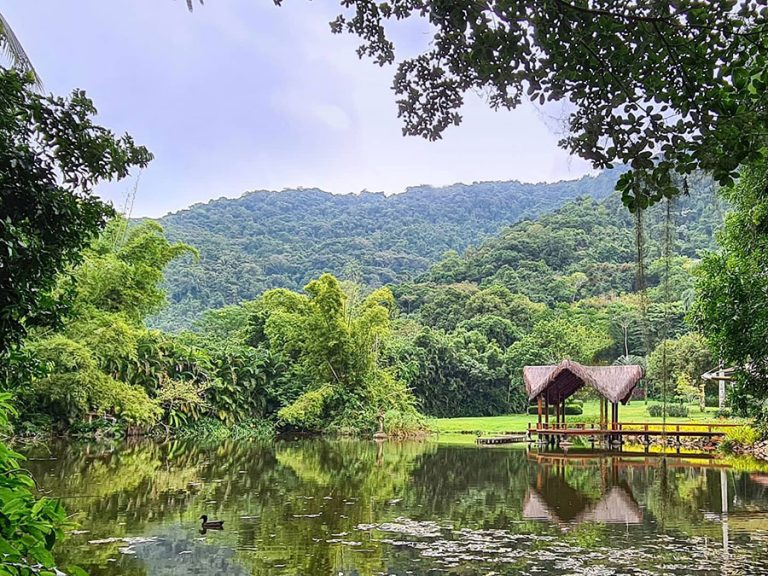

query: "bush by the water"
xmin=528 ymin=404 xmax=583 ymax=416
xmin=647 ymin=403 xmax=689 ymax=418
xmin=724 ymin=425 xmax=761 ymax=447
xmin=175 ymin=417 xmax=275 ymax=441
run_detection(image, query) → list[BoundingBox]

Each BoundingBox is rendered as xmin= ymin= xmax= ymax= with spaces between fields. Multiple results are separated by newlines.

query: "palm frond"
xmin=184 ymin=0 xmax=204 ymax=12
xmin=0 ymin=11 xmax=42 ymax=89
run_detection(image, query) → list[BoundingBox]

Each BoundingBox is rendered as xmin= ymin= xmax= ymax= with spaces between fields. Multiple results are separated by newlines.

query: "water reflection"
xmin=20 ymin=439 xmax=768 ymax=575
xmin=524 ymin=477 xmax=643 ymax=525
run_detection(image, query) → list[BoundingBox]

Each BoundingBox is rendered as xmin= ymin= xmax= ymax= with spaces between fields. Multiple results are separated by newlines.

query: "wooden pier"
xmin=477 ymin=433 xmax=528 ymax=445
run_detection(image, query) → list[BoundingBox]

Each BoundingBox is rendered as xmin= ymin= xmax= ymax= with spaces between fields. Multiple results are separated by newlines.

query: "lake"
xmin=21 ymin=439 xmax=768 ymax=575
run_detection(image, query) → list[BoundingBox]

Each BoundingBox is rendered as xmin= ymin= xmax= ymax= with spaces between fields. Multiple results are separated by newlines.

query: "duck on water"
xmin=200 ymin=515 xmax=224 ymax=530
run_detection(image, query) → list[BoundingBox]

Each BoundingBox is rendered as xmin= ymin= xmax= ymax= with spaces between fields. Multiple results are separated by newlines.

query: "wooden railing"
xmin=529 ymin=421 xmax=742 ymax=433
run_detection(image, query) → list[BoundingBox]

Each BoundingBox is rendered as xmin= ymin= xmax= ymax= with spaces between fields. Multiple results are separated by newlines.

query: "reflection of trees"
xmin=405 ymin=446 xmax=533 ymax=527
xmin=25 ymin=439 xmax=437 ymax=576
xmin=25 ymin=438 xmax=285 ymax=574
xmin=634 ymin=461 xmax=721 ymax=535
xmin=20 ymin=441 xmax=768 ymax=576
xmin=237 ymin=439 xmax=436 ymax=576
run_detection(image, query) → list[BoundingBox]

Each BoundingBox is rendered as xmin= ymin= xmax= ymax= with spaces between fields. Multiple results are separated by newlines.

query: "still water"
xmin=21 ymin=439 xmax=768 ymax=575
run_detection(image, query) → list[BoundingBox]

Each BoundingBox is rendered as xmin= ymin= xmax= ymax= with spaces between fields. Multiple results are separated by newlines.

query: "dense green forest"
xmin=152 ymin=171 xmax=621 ymax=330
xmin=416 ymin=173 xmax=723 ymax=302
xmin=6 ymin=166 xmax=728 ymax=437
xmin=141 ymin=173 xmax=723 ymax=421
xmin=381 ymin=175 xmax=724 ymax=417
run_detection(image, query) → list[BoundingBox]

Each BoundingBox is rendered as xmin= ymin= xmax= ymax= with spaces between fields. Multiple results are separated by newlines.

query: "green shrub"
xmin=277 ymin=384 xmax=334 ymax=430
xmin=668 ymin=404 xmax=689 ymax=418
xmin=720 ymin=436 xmax=735 ymax=454
xmin=528 ymin=404 xmax=583 ymax=416
xmin=384 ymin=409 xmax=427 ymax=437
xmin=647 ymin=403 xmax=689 ymax=418
xmin=725 ymin=425 xmax=761 ymax=446
xmin=0 ymin=393 xmax=80 ymax=573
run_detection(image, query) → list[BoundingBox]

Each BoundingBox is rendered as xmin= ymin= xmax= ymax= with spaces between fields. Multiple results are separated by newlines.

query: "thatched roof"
xmin=524 ymin=359 xmax=643 ymax=404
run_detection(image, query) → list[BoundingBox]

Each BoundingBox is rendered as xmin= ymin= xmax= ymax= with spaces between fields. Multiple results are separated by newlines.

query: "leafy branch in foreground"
xmin=0 ymin=394 xmax=82 ymax=576
xmin=306 ymin=0 xmax=768 ymax=208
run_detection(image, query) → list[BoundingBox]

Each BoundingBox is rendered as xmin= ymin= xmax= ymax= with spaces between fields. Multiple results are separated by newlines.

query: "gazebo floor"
xmin=532 ymin=427 xmax=729 ymax=439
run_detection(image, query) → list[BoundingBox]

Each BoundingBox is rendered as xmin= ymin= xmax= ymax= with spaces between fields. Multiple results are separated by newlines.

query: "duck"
xmin=199 ymin=515 xmax=224 ymax=530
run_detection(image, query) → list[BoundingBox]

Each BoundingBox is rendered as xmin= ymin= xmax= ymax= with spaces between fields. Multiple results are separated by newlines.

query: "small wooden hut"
xmin=524 ymin=360 xmax=644 ymax=431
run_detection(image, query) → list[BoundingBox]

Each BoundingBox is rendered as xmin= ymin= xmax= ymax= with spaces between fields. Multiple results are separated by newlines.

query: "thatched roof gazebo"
xmin=524 ymin=360 xmax=644 ymax=432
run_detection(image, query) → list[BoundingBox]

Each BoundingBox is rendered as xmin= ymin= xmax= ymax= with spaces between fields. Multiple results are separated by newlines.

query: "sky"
xmin=4 ymin=0 xmax=593 ymax=218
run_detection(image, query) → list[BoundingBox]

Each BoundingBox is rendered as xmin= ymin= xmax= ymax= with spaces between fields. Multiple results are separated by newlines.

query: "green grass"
xmin=430 ymin=400 xmax=739 ymax=435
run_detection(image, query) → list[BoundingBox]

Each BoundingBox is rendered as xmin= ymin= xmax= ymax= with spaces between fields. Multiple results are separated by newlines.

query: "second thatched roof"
xmin=524 ymin=359 xmax=643 ymax=404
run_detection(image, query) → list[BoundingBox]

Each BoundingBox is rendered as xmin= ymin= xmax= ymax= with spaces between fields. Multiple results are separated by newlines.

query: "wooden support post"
xmin=718 ymin=360 xmax=726 ymax=410
xmin=544 ymin=396 xmax=549 ymax=428
xmin=561 ymin=398 xmax=567 ymax=426
xmin=599 ymin=398 xmax=604 ymax=430
xmin=537 ymin=396 xmax=542 ymax=428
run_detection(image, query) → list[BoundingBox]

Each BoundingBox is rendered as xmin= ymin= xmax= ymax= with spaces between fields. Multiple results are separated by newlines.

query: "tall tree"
xmin=0 ymin=70 xmax=151 ymax=357
xmin=693 ymin=160 xmax=768 ymax=425
xmin=251 ymin=274 xmax=422 ymax=434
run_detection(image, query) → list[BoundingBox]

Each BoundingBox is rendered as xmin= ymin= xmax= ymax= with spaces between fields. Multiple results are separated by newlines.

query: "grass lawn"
xmin=430 ymin=399 xmax=736 ymax=435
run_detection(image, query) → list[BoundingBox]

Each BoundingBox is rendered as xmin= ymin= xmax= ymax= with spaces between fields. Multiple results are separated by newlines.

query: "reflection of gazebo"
xmin=522 ymin=474 xmax=589 ymax=523
xmin=523 ymin=477 xmax=643 ymax=526
xmin=524 ymin=360 xmax=644 ymax=432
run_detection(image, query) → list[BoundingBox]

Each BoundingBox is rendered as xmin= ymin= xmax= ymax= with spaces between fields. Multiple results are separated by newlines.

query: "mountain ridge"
xmin=150 ymin=169 xmax=625 ymax=330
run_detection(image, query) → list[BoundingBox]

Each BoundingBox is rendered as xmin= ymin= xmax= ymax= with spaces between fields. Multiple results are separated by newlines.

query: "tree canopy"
xmin=153 ymin=170 xmax=619 ymax=330
xmin=319 ymin=0 xmax=768 ymax=208
xmin=250 ymin=274 xmax=423 ymax=434
xmin=0 ymin=70 xmax=151 ymax=357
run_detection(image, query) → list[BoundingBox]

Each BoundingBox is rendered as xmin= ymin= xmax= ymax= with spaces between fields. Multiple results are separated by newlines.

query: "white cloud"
xmin=4 ymin=0 xmax=594 ymax=218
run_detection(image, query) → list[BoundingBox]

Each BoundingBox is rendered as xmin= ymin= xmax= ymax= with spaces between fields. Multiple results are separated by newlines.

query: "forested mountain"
xmin=151 ymin=170 xmax=622 ymax=329
xmin=142 ymin=169 xmax=726 ymax=420
xmin=410 ymin=172 xmax=724 ymax=307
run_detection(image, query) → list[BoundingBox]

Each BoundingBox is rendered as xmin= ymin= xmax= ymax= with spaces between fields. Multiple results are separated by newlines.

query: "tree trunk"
xmin=718 ymin=360 xmax=726 ymax=410
xmin=623 ymin=326 xmax=629 ymax=358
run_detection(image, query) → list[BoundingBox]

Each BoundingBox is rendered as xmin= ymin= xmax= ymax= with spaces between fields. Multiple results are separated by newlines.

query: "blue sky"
xmin=4 ymin=0 xmax=592 ymax=218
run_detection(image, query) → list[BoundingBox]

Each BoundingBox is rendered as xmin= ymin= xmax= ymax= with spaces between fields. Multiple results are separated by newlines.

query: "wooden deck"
xmin=529 ymin=421 xmax=741 ymax=442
